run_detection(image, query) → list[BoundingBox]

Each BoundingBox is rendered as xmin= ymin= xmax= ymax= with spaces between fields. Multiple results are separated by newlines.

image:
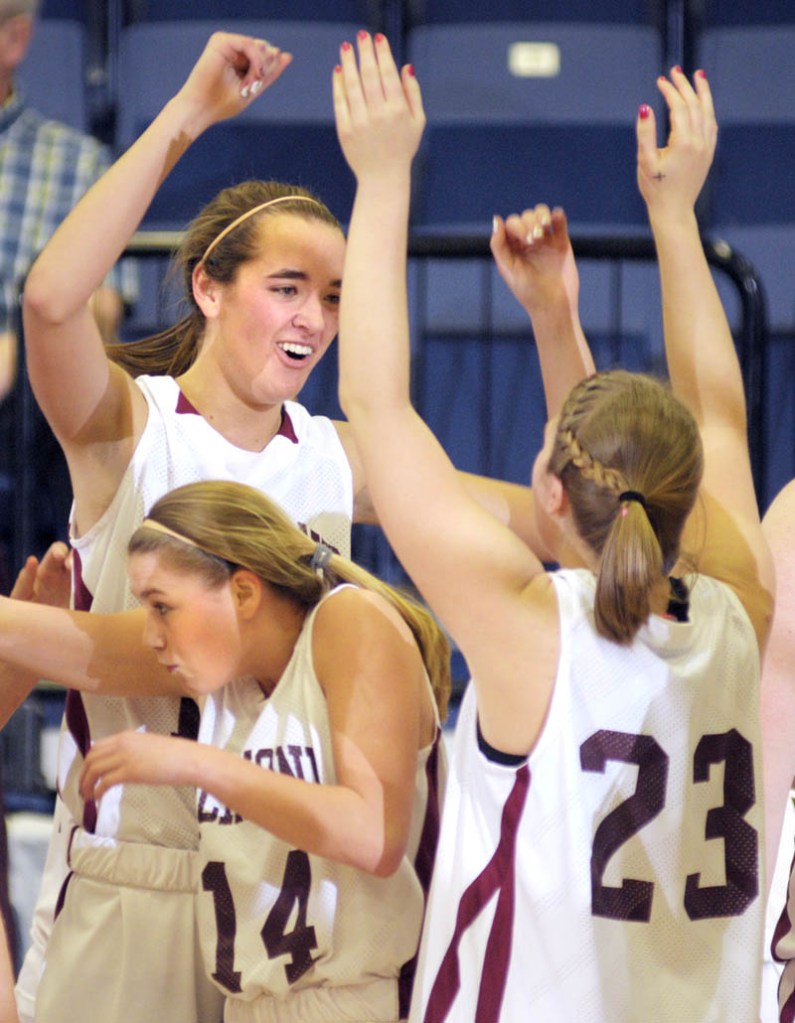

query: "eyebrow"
xmin=267 ymin=268 xmax=342 ymax=289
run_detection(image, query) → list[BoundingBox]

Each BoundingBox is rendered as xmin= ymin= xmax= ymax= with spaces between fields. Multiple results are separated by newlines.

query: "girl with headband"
xmin=13 ymin=29 xmax=592 ymax=1023
xmin=0 ymin=479 xmax=450 ymax=1022
xmin=333 ymin=34 xmax=773 ymax=1022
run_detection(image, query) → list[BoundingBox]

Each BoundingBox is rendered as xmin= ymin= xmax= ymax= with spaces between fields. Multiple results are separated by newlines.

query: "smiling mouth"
xmin=278 ymin=342 xmax=313 ymax=361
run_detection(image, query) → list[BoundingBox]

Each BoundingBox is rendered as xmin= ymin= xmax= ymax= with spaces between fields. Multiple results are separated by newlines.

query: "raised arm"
xmin=637 ymin=69 xmax=773 ymax=644
xmin=21 ymin=33 xmax=291 ymax=531
xmin=761 ymin=481 xmax=795 ymax=890
xmin=492 ymin=203 xmax=594 ymax=417
xmin=335 ymin=35 xmax=553 ymax=753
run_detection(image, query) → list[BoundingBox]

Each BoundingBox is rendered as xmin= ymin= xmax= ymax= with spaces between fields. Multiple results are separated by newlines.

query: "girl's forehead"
xmin=254 ymin=212 xmax=345 ymax=253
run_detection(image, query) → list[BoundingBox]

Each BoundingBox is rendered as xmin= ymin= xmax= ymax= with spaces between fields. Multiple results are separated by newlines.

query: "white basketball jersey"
xmin=771 ymin=845 xmax=795 ymax=1020
xmin=196 ymin=586 xmax=446 ymax=1016
xmin=411 ymin=569 xmax=763 ymax=1023
xmin=62 ymin=374 xmax=354 ymax=849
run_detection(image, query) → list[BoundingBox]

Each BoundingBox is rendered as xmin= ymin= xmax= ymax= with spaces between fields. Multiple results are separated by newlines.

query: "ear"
xmin=538 ymin=469 xmax=567 ymax=521
xmin=192 ymin=262 xmax=220 ymax=320
xmin=229 ymin=569 xmax=263 ymax=621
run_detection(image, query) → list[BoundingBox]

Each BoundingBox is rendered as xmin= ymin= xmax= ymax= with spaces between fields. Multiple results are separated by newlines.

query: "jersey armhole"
xmin=476 ymin=718 xmax=527 ymax=766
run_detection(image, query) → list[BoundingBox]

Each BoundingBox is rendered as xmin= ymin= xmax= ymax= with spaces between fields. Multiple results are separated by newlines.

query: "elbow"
xmin=371 ymin=848 xmax=406 ymax=879
xmin=356 ymin=827 xmax=408 ymax=879
xmin=22 ymin=259 xmax=72 ymax=328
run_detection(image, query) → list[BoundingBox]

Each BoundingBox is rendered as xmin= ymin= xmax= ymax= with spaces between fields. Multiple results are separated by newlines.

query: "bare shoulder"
xmin=313 ymin=586 xmax=416 ymax=650
xmin=764 ymin=479 xmax=795 ymax=553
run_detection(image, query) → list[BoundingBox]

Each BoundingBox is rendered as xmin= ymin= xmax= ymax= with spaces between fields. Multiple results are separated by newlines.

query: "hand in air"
xmin=177 ymin=31 xmax=292 ymax=129
xmin=10 ymin=541 xmax=72 ymax=608
xmin=636 ymin=67 xmax=717 ymax=218
xmin=492 ymin=205 xmax=579 ymax=315
xmin=80 ymin=730 xmax=196 ymax=801
xmin=333 ymin=31 xmax=425 ymax=181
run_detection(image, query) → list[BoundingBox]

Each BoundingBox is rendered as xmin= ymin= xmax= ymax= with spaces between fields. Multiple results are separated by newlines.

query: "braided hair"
xmin=547 ymin=370 xmax=703 ymax=643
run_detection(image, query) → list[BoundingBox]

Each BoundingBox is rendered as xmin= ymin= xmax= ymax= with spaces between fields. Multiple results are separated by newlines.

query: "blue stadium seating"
xmin=17 ymin=18 xmax=88 ymax=130
xmin=116 ymin=20 xmax=357 ymax=230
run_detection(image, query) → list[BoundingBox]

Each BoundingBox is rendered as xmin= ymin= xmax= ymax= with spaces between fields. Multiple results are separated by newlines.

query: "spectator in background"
xmin=0 ymin=0 xmax=136 ymax=589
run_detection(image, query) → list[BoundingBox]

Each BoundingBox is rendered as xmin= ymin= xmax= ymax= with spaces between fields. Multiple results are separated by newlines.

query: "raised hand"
xmin=492 ymin=204 xmax=579 ymax=318
xmin=176 ymin=31 xmax=292 ymax=131
xmin=636 ymin=67 xmax=717 ymax=221
xmin=10 ymin=541 xmax=72 ymax=608
xmin=333 ymin=31 xmax=425 ymax=183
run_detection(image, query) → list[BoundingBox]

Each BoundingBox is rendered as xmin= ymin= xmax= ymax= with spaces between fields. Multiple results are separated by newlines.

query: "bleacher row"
xmin=15 ymin=0 xmax=795 ymax=507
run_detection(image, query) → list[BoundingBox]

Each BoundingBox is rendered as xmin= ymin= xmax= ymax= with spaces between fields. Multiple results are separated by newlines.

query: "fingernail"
xmin=334 ymin=64 xmax=342 ymax=74
xmin=406 ymin=63 xmax=416 ymax=77
xmin=341 ymin=40 xmax=352 ymax=52
xmin=375 ymin=32 xmax=385 ymax=43
xmin=696 ymin=68 xmax=707 ymax=79
xmin=673 ymin=65 xmax=683 ymax=74
xmin=250 ymin=80 xmax=262 ymax=95
xmin=639 ymin=104 xmax=650 ymax=120
xmin=357 ymin=29 xmax=368 ymax=40
xmin=492 ymin=216 xmax=499 ymax=235
xmin=240 ymin=84 xmax=250 ymax=98
xmin=532 ymin=225 xmax=544 ymax=240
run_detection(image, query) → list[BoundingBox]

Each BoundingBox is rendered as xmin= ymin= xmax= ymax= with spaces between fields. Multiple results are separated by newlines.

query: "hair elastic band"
xmin=618 ymin=490 xmax=648 ymax=510
xmin=200 ymin=195 xmax=324 ymax=266
xmin=310 ymin=543 xmax=333 ymax=574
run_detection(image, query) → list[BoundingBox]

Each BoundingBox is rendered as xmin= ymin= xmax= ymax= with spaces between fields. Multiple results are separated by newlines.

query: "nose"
xmin=143 ymin=612 xmax=166 ymax=652
xmin=291 ymin=292 xmax=325 ymax=335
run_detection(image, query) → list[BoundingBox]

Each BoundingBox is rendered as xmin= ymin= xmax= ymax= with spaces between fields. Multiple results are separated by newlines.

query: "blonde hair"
xmin=547 ymin=370 xmax=703 ymax=644
xmin=129 ymin=481 xmax=451 ymax=719
xmin=106 ymin=180 xmax=341 ymax=378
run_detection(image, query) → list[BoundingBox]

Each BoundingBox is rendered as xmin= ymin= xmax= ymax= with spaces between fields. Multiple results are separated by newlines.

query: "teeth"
xmin=279 ymin=342 xmax=312 ymax=358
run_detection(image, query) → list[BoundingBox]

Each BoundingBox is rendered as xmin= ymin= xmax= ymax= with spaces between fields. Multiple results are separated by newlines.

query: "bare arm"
xmin=338 ymin=205 xmax=592 ymax=561
xmin=0 ymin=596 xmax=183 ymax=700
xmin=761 ymin=481 xmax=795 ymax=891
xmin=80 ymin=590 xmax=433 ymax=876
xmin=492 ymin=203 xmax=594 ymax=417
xmin=335 ymin=36 xmax=557 ymax=756
xmin=21 ymin=33 xmax=291 ymax=533
xmin=0 ymin=543 xmax=73 ymax=728
xmin=637 ymin=70 xmax=773 ymax=646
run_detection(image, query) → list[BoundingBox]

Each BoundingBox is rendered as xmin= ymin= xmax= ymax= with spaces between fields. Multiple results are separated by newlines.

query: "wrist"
xmin=522 ymin=284 xmax=571 ymax=323
xmin=647 ymin=205 xmax=700 ymax=237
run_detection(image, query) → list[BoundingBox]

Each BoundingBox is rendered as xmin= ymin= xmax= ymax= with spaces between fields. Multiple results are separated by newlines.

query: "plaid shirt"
xmin=0 ymin=86 xmax=137 ymax=332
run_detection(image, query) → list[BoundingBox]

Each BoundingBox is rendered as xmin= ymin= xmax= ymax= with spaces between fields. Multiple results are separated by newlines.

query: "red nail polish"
xmin=375 ymin=32 xmax=385 ymax=43
xmin=341 ymin=41 xmax=352 ymax=52
xmin=673 ymin=65 xmax=683 ymax=74
xmin=334 ymin=64 xmax=342 ymax=74
xmin=696 ymin=68 xmax=707 ymax=79
xmin=638 ymin=104 xmax=650 ymax=120
xmin=406 ymin=64 xmax=416 ymax=77
xmin=358 ymin=29 xmax=368 ymax=40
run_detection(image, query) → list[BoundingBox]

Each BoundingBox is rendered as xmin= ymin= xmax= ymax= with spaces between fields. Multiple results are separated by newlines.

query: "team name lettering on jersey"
xmin=198 ymin=744 xmax=321 ymax=824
